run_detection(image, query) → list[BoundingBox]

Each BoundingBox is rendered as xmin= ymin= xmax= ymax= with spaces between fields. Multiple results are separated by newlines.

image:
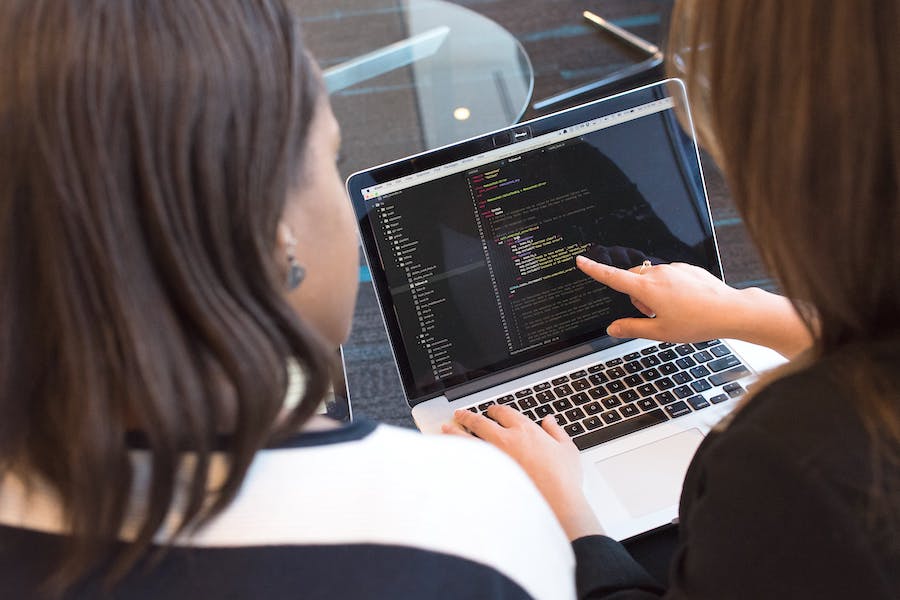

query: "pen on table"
xmin=583 ymin=10 xmax=660 ymax=57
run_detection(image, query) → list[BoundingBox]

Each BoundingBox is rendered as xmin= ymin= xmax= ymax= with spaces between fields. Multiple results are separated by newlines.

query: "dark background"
xmin=298 ymin=0 xmax=774 ymax=427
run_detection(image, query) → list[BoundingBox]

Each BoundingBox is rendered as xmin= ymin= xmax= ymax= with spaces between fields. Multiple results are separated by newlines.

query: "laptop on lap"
xmin=346 ymin=79 xmax=786 ymax=540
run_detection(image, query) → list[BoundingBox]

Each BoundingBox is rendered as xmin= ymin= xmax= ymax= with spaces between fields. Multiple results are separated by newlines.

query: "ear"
xmin=276 ymin=221 xmax=296 ymax=253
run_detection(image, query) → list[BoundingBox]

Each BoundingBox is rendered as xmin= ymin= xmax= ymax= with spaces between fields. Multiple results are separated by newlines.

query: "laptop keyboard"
xmin=466 ymin=340 xmax=750 ymax=451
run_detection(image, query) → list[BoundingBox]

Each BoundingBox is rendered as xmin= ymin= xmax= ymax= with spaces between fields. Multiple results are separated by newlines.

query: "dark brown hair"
xmin=0 ymin=0 xmax=330 ymax=591
xmin=669 ymin=0 xmax=899 ymax=534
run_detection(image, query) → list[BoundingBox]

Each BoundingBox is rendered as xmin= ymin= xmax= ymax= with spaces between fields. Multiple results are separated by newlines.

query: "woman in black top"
xmin=448 ymin=0 xmax=900 ymax=598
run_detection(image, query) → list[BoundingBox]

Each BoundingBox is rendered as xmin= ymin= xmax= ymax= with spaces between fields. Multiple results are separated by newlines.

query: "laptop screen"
xmin=348 ymin=81 xmax=720 ymax=402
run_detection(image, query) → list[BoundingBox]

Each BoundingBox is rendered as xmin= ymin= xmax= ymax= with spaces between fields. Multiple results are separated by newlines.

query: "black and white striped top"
xmin=0 ymin=419 xmax=576 ymax=599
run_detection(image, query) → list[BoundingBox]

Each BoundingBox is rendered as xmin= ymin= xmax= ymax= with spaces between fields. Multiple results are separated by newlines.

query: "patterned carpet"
xmin=292 ymin=0 xmax=772 ymax=427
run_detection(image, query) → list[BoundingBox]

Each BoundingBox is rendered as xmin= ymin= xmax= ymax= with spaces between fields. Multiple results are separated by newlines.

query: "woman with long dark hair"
xmin=450 ymin=0 xmax=899 ymax=597
xmin=0 ymin=1 xmax=574 ymax=598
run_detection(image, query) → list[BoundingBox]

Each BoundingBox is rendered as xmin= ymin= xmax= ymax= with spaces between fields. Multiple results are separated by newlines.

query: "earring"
xmin=285 ymin=235 xmax=306 ymax=290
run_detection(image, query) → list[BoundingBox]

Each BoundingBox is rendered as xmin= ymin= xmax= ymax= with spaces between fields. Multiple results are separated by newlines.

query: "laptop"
xmin=346 ymin=79 xmax=786 ymax=540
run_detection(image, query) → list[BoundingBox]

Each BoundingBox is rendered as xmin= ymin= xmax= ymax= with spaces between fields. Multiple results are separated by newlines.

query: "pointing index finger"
xmin=576 ymin=255 xmax=644 ymax=295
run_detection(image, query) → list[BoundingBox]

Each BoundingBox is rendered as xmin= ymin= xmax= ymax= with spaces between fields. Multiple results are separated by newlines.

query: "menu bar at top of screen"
xmin=361 ymin=97 xmax=676 ymax=201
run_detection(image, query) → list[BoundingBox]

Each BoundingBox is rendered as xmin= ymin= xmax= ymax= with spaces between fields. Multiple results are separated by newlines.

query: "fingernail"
xmin=576 ymin=255 xmax=592 ymax=266
xmin=607 ymin=324 xmax=621 ymax=337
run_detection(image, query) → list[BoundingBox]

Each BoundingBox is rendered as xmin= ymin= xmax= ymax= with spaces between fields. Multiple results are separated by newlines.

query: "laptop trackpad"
xmin=594 ymin=429 xmax=704 ymax=518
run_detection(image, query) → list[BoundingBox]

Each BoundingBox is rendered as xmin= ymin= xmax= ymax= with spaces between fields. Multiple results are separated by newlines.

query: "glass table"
xmin=294 ymin=0 xmax=534 ymax=178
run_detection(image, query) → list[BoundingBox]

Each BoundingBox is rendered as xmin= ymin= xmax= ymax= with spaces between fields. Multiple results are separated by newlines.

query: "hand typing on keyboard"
xmin=443 ymin=405 xmax=604 ymax=541
xmin=575 ymin=256 xmax=812 ymax=359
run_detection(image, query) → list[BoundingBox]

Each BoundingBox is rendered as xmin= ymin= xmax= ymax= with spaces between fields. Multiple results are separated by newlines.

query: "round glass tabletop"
xmin=295 ymin=0 xmax=534 ymax=177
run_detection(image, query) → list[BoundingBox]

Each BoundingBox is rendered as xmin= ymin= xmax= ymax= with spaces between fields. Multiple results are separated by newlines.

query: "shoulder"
xmin=673 ymin=342 xmax=900 ymax=597
xmin=723 ymin=337 xmax=900 ymax=467
xmin=193 ymin=422 xmax=575 ymax=600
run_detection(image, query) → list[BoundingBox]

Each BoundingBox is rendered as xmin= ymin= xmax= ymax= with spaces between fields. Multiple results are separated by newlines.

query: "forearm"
xmin=724 ymin=287 xmax=813 ymax=359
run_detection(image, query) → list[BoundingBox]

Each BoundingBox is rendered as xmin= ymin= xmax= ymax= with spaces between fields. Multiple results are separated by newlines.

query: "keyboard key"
xmin=641 ymin=355 xmax=661 ymax=367
xmin=554 ymin=414 xmax=567 ymax=426
xmin=659 ymin=362 xmax=679 ymax=375
xmin=624 ymin=352 xmax=641 ymax=361
xmin=676 ymin=357 xmax=696 ymax=369
xmin=553 ymin=399 xmax=573 ymax=412
xmin=523 ymin=410 xmax=538 ymax=421
xmin=659 ymin=349 xmax=678 ymax=362
xmin=515 ymin=389 xmax=532 ymax=398
xmin=726 ymin=384 xmax=746 ymax=398
xmin=708 ymin=355 xmax=741 ymax=372
xmin=607 ymin=380 xmax=625 ymax=393
xmin=658 ymin=342 xmax=675 ymax=349
xmin=693 ymin=350 xmax=713 ymax=363
xmin=602 ymin=396 xmax=622 ymax=409
xmin=709 ymin=366 xmax=751 ymax=387
xmin=665 ymin=401 xmax=692 ymax=418
xmin=536 ymin=391 xmax=555 ymax=403
xmin=687 ymin=395 xmax=711 ymax=410
xmin=711 ymin=345 xmax=731 ymax=357
xmin=589 ymin=372 xmax=609 ymax=385
xmin=675 ymin=344 xmax=694 ymax=356
xmin=619 ymin=389 xmax=639 ymax=403
xmin=572 ymin=409 xmax=668 ymax=450
xmin=620 ymin=403 xmax=640 ymax=418
xmin=497 ymin=395 xmax=515 ymax=404
xmin=588 ymin=364 xmax=606 ymax=373
xmin=478 ymin=401 xmax=495 ymax=411
xmin=625 ymin=361 xmax=643 ymax=374
xmin=637 ymin=398 xmax=658 ymax=411
xmin=602 ymin=410 xmax=623 ymax=424
xmin=607 ymin=367 xmax=626 ymax=379
xmin=710 ymin=393 xmax=729 ymax=404
xmin=583 ymin=415 xmax=603 ymax=430
xmin=467 ymin=406 xmax=478 ymax=413
xmin=564 ymin=422 xmax=586 ymax=437
xmin=692 ymin=340 xmax=721 ymax=350
xmin=637 ymin=383 xmax=657 ymax=397
xmin=656 ymin=377 xmax=675 ymax=390
xmin=588 ymin=386 xmax=608 ymax=399
xmin=570 ymin=369 xmax=587 ymax=378
xmin=674 ymin=385 xmax=693 ymax=399
xmin=565 ymin=407 xmax=586 ymax=422
xmin=672 ymin=372 xmax=692 ymax=384
xmin=571 ymin=392 xmax=591 ymax=405
xmin=517 ymin=397 xmax=537 ymax=410
xmin=641 ymin=368 xmax=662 ymax=381
xmin=690 ymin=365 xmax=711 ymax=378
xmin=691 ymin=379 xmax=712 ymax=392
xmin=585 ymin=401 xmax=604 ymax=415
xmin=571 ymin=378 xmax=590 ymax=391
xmin=655 ymin=391 xmax=677 ymax=405
xmin=624 ymin=374 xmax=643 ymax=387
xmin=551 ymin=376 xmax=570 ymax=385
xmin=535 ymin=404 xmax=553 ymax=419
xmin=554 ymin=384 xmax=574 ymax=397
xmin=534 ymin=382 xmax=551 ymax=392
xmin=641 ymin=346 xmax=658 ymax=356
xmin=604 ymin=358 xmax=623 ymax=367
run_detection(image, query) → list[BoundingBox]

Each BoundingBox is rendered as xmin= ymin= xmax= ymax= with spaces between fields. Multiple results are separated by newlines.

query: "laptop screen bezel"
xmin=346 ymin=79 xmax=723 ymax=407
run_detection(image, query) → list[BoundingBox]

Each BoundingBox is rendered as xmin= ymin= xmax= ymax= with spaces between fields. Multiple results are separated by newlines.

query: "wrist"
xmin=554 ymin=495 xmax=605 ymax=541
xmin=720 ymin=286 xmax=761 ymax=341
xmin=723 ymin=287 xmax=811 ymax=358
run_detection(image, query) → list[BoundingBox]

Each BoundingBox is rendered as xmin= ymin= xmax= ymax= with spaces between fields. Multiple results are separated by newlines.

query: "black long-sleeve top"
xmin=573 ymin=339 xmax=900 ymax=599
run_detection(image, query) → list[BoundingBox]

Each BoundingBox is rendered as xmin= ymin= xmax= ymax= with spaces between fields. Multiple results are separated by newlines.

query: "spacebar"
xmin=572 ymin=410 xmax=668 ymax=451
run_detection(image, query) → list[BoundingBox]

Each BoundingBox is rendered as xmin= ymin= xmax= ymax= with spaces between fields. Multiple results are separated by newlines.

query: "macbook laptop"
xmin=346 ymin=79 xmax=785 ymax=540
